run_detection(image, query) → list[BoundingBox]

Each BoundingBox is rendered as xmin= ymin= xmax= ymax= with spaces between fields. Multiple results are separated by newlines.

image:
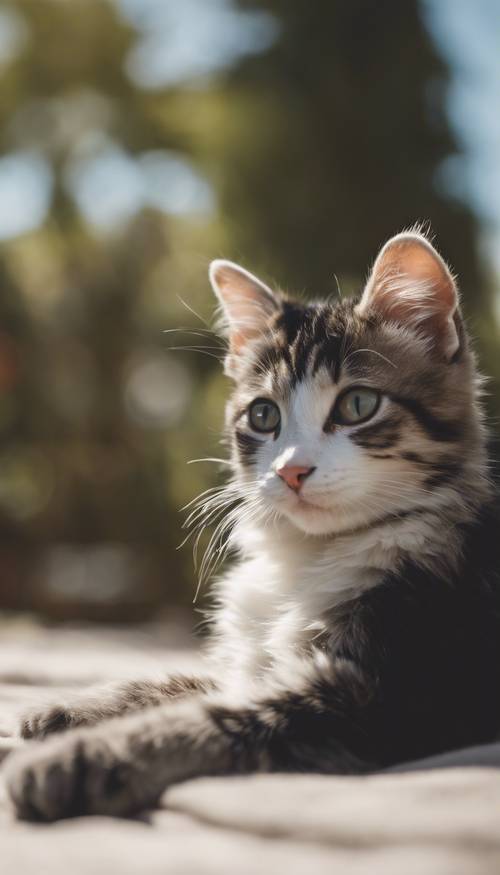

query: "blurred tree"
xmin=185 ymin=0 xmax=500 ymax=410
xmin=185 ymin=0 xmax=496 ymax=350
xmin=0 ymin=0 xmax=498 ymax=621
xmin=0 ymin=0 xmax=224 ymax=619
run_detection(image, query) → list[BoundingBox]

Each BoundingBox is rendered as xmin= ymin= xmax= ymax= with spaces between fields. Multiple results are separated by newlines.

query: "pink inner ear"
xmin=209 ymin=260 xmax=279 ymax=354
xmin=374 ymin=239 xmax=455 ymax=312
xmin=358 ymin=234 xmax=459 ymax=359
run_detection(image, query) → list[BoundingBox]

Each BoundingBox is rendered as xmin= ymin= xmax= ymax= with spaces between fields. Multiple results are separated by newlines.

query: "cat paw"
xmin=20 ymin=704 xmax=77 ymax=740
xmin=5 ymin=731 xmax=140 ymax=821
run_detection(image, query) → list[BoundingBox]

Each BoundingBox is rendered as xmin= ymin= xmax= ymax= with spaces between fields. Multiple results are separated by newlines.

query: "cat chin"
xmin=277 ymin=503 xmax=345 ymax=536
xmin=274 ymin=494 xmax=386 ymax=538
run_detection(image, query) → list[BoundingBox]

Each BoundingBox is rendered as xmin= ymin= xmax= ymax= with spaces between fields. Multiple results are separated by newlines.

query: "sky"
xmin=422 ymin=0 xmax=500 ymax=279
xmin=0 ymin=0 xmax=498 ymax=289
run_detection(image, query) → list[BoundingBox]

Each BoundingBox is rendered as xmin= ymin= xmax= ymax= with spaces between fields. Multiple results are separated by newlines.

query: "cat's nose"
xmin=276 ymin=464 xmax=316 ymax=492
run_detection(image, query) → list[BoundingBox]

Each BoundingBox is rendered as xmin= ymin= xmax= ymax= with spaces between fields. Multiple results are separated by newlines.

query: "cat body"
xmin=5 ymin=230 xmax=500 ymax=820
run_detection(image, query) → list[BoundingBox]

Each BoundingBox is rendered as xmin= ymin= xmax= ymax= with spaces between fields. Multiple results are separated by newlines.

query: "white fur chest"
xmin=211 ymin=520 xmax=397 ymax=689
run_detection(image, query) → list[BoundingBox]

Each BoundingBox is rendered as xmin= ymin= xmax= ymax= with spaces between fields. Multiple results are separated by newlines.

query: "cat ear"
xmin=209 ymin=260 xmax=280 ymax=374
xmin=356 ymin=232 xmax=460 ymax=360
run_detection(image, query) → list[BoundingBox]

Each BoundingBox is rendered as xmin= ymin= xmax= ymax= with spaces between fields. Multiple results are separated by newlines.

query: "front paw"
xmin=20 ymin=703 xmax=78 ymax=740
xmin=5 ymin=731 xmax=140 ymax=821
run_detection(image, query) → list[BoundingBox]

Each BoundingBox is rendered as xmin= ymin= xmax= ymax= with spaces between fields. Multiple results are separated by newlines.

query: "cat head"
xmin=209 ymin=232 xmax=486 ymax=537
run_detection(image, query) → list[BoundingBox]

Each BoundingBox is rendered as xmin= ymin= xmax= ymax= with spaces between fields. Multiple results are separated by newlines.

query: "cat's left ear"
xmin=356 ymin=232 xmax=460 ymax=360
xmin=209 ymin=260 xmax=280 ymax=376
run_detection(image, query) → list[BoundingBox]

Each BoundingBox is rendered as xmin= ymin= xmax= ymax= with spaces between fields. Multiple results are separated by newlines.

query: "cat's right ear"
xmin=209 ymin=260 xmax=280 ymax=377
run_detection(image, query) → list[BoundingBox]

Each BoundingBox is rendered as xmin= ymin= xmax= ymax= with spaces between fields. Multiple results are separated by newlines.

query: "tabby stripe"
xmin=389 ymin=395 xmax=463 ymax=443
xmin=294 ymin=313 xmax=339 ymax=381
xmin=277 ymin=302 xmax=307 ymax=346
xmin=292 ymin=334 xmax=318 ymax=381
xmin=399 ymin=451 xmax=426 ymax=464
xmin=312 ymin=339 xmax=342 ymax=383
xmin=352 ymin=435 xmax=401 ymax=451
xmin=349 ymin=416 xmax=403 ymax=449
xmin=424 ymin=460 xmax=462 ymax=489
xmin=275 ymin=344 xmax=294 ymax=384
xmin=399 ymin=450 xmax=462 ymax=489
xmin=234 ymin=430 xmax=260 ymax=463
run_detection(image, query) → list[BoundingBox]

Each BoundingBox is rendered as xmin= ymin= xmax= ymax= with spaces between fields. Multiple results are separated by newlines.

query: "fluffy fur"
xmin=5 ymin=230 xmax=500 ymax=821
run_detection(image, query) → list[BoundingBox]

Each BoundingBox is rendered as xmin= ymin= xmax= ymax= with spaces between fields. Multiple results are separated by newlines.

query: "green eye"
xmin=248 ymin=398 xmax=281 ymax=434
xmin=334 ymin=387 xmax=380 ymax=425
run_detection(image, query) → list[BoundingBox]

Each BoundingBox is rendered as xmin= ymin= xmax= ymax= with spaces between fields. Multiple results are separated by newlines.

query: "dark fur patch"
xmin=424 ymin=459 xmax=462 ymax=490
xmin=400 ymin=450 xmax=427 ymax=464
xmin=201 ymin=499 xmax=500 ymax=772
xmin=263 ymin=301 xmax=354 ymax=387
xmin=235 ymin=430 xmax=261 ymax=464
xmin=390 ymin=395 xmax=464 ymax=443
xmin=349 ymin=416 xmax=403 ymax=450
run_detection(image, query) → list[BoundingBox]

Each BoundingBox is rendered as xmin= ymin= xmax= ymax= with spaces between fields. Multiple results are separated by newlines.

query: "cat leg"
xmin=6 ymin=662 xmax=374 ymax=821
xmin=20 ymin=675 xmax=215 ymax=740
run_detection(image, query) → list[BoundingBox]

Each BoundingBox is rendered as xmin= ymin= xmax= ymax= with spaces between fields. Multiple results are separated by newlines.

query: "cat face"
xmin=210 ymin=233 xmax=482 ymax=537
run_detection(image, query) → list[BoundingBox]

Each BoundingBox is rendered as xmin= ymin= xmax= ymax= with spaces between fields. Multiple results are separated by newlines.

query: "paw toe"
xmin=5 ymin=741 xmax=84 ymax=822
xmin=6 ymin=732 xmax=143 ymax=821
xmin=20 ymin=706 xmax=71 ymax=740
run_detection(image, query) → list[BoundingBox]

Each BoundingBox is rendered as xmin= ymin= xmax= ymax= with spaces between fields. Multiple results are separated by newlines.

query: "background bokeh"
xmin=0 ymin=0 xmax=499 ymax=623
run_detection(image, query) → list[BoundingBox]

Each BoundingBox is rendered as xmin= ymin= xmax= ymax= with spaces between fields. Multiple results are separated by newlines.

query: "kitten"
xmin=5 ymin=231 xmax=500 ymax=821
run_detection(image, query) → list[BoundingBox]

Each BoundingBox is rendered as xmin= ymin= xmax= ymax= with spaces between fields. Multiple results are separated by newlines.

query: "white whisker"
xmin=343 ymin=348 xmax=397 ymax=369
xmin=187 ymin=458 xmax=231 ymax=466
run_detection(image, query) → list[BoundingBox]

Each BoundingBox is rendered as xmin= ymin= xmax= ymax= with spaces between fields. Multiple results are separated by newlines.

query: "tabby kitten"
xmin=5 ymin=231 xmax=500 ymax=821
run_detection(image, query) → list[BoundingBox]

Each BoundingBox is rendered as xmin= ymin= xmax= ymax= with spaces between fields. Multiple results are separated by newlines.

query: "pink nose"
xmin=276 ymin=464 xmax=316 ymax=492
